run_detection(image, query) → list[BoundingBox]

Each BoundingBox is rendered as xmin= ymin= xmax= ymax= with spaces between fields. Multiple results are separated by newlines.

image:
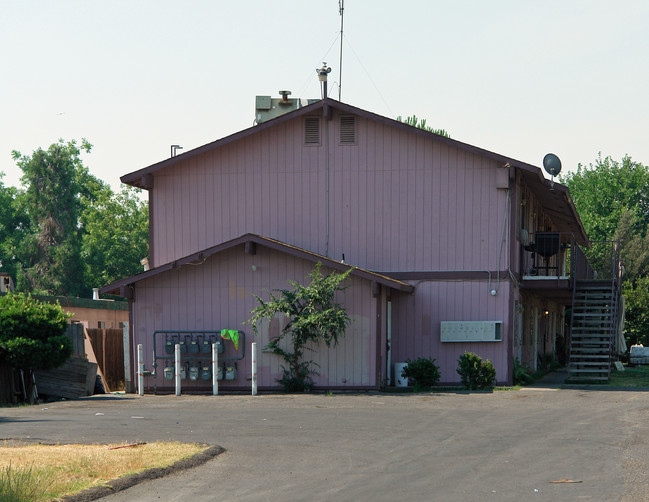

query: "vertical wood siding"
xmin=390 ymin=281 xmax=512 ymax=384
xmin=149 ymin=110 xmax=510 ymax=275
xmin=144 ymin=108 xmax=514 ymax=386
xmin=132 ymin=246 xmax=376 ymax=389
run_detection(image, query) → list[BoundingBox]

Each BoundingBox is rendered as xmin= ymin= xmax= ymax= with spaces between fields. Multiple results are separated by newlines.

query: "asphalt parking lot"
xmin=2 ymin=386 xmax=648 ymax=501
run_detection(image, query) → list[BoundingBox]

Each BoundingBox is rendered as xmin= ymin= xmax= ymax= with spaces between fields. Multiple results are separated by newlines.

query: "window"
xmin=304 ymin=117 xmax=321 ymax=145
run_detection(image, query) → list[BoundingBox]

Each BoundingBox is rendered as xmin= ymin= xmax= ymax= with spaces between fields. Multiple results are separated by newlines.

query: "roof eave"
xmin=101 ymin=233 xmax=414 ymax=295
xmin=121 ymin=100 xmax=327 ymax=189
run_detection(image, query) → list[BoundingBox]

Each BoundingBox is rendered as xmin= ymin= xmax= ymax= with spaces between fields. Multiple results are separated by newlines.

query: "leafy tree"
xmin=623 ymin=277 xmax=649 ymax=346
xmin=247 ymin=263 xmax=352 ymax=392
xmin=396 ymin=114 xmax=450 ymax=138
xmin=0 ymin=293 xmax=72 ymax=402
xmin=613 ymin=210 xmax=649 ymax=280
xmin=8 ymin=139 xmax=147 ymax=297
xmin=80 ymin=186 xmax=149 ymax=290
xmin=562 ymin=154 xmax=649 ymax=242
xmin=11 ymin=139 xmax=92 ymax=296
xmin=0 ymin=174 xmax=30 ymax=281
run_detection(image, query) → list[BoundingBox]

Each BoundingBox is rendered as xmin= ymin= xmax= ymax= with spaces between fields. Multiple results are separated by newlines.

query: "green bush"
xmin=401 ymin=357 xmax=440 ymax=390
xmin=0 ymin=293 xmax=72 ymax=371
xmin=276 ymin=362 xmax=315 ymax=393
xmin=457 ymin=352 xmax=497 ymax=390
xmin=512 ymin=358 xmax=534 ymax=386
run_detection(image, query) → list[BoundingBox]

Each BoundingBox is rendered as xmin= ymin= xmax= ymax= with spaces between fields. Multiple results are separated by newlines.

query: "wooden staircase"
xmin=568 ymin=280 xmax=618 ymax=382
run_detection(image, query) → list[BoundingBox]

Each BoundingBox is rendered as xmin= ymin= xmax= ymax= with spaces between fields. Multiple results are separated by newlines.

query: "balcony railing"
xmin=520 ymin=231 xmax=621 ymax=284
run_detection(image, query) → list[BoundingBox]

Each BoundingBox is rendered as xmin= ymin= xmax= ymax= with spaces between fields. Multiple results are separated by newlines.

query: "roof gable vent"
xmin=340 ymin=115 xmax=356 ymax=144
xmin=304 ymin=117 xmax=321 ymax=145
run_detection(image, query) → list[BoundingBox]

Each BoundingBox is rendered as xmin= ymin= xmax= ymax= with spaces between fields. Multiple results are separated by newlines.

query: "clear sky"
xmin=2 ymin=0 xmax=648 ymax=190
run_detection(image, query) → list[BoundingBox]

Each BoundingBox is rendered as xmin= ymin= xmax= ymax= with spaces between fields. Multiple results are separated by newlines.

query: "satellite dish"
xmin=543 ymin=153 xmax=562 ymax=177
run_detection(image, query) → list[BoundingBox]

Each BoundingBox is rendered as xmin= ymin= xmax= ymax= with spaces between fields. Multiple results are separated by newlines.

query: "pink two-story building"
xmin=103 ymin=97 xmax=621 ymax=391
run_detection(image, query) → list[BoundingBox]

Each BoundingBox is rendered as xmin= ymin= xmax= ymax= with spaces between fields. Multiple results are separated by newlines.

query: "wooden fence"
xmin=0 ymin=324 xmax=86 ymax=403
xmin=86 ymin=328 xmax=125 ymax=391
xmin=68 ymin=323 xmax=85 ymax=357
xmin=0 ymin=361 xmax=17 ymax=404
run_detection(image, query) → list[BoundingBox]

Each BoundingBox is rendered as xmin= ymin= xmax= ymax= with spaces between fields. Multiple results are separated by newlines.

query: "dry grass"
xmin=0 ymin=441 xmax=205 ymax=501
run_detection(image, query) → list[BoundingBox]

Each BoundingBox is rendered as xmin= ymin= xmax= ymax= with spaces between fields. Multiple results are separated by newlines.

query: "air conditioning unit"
xmin=440 ymin=321 xmax=503 ymax=342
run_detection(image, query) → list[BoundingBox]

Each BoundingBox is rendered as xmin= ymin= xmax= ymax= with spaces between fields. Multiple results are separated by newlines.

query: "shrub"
xmin=512 ymin=358 xmax=534 ymax=386
xmin=0 ymin=293 xmax=71 ymax=371
xmin=401 ymin=357 xmax=440 ymax=390
xmin=276 ymin=362 xmax=314 ymax=393
xmin=457 ymin=352 xmax=497 ymax=390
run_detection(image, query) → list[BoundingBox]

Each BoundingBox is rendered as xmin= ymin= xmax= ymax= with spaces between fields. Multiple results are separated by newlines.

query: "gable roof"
xmin=100 ymin=233 xmax=415 ymax=296
xmin=121 ymin=98 xmax=587 ymax=242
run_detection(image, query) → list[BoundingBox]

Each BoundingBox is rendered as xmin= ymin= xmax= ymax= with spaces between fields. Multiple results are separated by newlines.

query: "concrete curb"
xmin=59 ymin=444 xmax=226 ymax=502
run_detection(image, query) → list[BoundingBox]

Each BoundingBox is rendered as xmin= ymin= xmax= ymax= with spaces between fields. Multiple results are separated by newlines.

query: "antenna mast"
xmin=338 ymin=0 xmax=344 ymax=101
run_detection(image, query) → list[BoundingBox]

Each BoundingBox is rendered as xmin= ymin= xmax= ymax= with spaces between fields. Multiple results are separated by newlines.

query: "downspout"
xmin=386 ymin=300 xmax=392 ymax=386
xmin=324 ymin=107 xmax=330 ymax=257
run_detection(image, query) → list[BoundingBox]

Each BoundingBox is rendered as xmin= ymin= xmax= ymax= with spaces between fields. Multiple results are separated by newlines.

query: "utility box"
xmin=440 ymin=321 xmax=503 ymax=342
xmin=394 ymin=363 xmax=409 ymax=387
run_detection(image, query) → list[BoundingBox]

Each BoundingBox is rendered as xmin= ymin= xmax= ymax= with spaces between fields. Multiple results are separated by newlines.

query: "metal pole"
xmin=251 ymin=342 xmax=257 ymax=396
xmin=338 ymin=0 xmax=344 ymax=100
xmin=212 ymin=343 xmax=219 ymax=396
xmin=137 ymin=344 xmax=144 ymax=396
xmin=175 ymin=343 xmax=181 ymax=396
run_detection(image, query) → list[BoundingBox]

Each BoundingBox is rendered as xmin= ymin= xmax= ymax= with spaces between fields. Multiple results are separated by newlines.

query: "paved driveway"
xmin=2 ymin=388 xmax=648 ymax=501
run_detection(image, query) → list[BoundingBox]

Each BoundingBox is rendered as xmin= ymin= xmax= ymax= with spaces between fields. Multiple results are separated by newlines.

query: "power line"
xmin=343 ymin=33 xmax=395 ymax=117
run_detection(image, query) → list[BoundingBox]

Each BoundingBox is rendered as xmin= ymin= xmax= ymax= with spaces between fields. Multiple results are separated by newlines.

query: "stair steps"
xmin=568 ymin=280 xmax=618 ymax=382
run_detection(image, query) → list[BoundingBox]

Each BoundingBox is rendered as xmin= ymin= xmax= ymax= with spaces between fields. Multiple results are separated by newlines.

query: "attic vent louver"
xmin=340 ymin=115 xmax=356 ymax=144
xmin=304 ymin=117 xmax=321 ymax=145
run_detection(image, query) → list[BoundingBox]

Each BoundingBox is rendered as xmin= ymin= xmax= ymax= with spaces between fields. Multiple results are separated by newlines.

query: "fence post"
xmin=122 ymin=323 xmax=131 ymax=393
xmin=175 ymin=343 xmax=181 ymax=396
xmin=251 ymin=342 xmax=257 ymax=396
xmin=137 ymin=344 xmax=144 ymax=396
xmin=212 ymin=343 xmax=218 ymax=396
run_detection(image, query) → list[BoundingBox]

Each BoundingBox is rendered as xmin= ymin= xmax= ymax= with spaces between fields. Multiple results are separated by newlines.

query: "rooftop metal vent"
xmin=340 ymin=115 xmax=356 ymax=144
xmin=304 ymin=117 xmax=321 ymax=145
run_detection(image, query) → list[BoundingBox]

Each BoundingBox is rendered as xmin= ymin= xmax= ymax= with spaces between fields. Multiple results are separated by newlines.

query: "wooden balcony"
xmin=519 ymin=232 xmax=587 ymax=304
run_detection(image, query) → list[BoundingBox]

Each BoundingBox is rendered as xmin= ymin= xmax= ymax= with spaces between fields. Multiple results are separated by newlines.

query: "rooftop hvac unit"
xmin=254 ymin=91 xmax=319 ymax=124
xmin=440 ymin=321 xmax=503 ymax=342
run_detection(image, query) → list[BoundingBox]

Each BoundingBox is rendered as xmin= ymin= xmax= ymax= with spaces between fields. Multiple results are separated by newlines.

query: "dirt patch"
xmin=59 ymin=444 xmax=225 ymax=502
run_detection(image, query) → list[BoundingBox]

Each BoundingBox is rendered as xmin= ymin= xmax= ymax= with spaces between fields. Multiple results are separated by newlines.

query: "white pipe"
xmin=386 ymin=301 xmax=392 ymax=386
xmin=252 ymin=342 xmax=257 ymax=396
xmin=175 ymin=343 xmax=181 ymax=396
xmin=212 ymin=342 xmax=218 ymax=396
xmin=137 ymin=344 xmax=144 ymax=396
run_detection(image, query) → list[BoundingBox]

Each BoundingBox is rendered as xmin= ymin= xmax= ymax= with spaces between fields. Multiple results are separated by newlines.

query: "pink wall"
xmin=132 ymin=245 xmax=379 ymax=390
xmin=142 ymin=107 xmax=517 ymax=386
xmin=391 ymin=281 xmax=512 ymax=384
xmin=149 ymin=110 xmax=510 ymax=276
